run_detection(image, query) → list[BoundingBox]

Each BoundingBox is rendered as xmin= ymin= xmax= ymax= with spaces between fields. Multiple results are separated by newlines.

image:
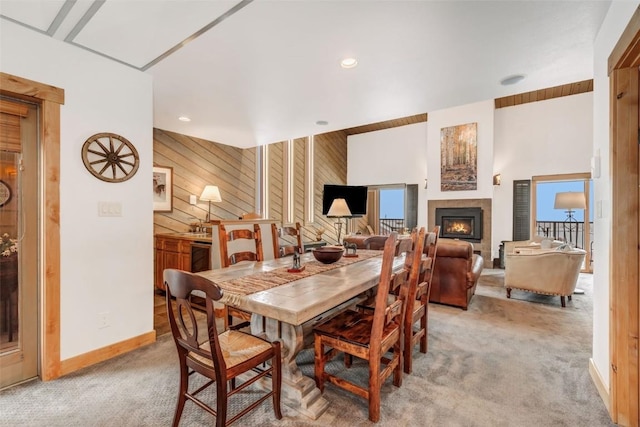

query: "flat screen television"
xmin=322 ymin=185 xmax=368 ymax=217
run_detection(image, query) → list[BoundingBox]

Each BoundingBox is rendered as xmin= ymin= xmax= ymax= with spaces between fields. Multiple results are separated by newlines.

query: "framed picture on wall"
xmin=153 ymin=165 xmax=173 ymax=212
xmin=440 ymin=122 xmax=478 ymax=191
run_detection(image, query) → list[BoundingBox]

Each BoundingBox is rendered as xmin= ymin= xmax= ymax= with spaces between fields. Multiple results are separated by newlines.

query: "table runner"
xmin=218 ymin=249 xmax=382 ymax=305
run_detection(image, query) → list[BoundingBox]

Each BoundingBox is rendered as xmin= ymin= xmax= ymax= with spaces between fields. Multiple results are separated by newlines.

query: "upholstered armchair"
xmin=504 ymin=248 xmax=586 ymax=307
xmin=504 ymin=236 xmax=564 ymax=255
xmin=430 ymin=238 xmax=484 ymax=310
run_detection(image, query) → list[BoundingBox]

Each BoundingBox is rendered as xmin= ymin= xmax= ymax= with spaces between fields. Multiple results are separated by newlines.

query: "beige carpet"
xmin=1 ymin=270 xmax=613 ymax=426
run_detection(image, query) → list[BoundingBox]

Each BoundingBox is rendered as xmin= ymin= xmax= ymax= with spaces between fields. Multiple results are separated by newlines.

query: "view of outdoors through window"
xmin=536 ymin=180 xmax=593 ymax=254
xmin=379 ymin=188 xmax=404 ymax=234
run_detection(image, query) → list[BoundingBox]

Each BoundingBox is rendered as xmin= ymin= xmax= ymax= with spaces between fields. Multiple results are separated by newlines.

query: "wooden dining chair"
xmin=240 ymin=211 xmax=261 ymax=219
xmin=279 ymin=222 xmax=303 ymax=257
xmin=219 ymin=223 xmax=264 ymax=267
xmin=313 ymin=232 xmax=403 ymax=423
xmin=163 ymin=269 xmax=282 ymax=427
xmin=402 ymin=226 xmax=439 ymax=374
xmin=218 ymin=224 xmax=264 ymax=328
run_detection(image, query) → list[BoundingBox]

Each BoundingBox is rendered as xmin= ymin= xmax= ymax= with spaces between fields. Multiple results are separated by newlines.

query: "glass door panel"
xmin=0 ymin=98 xmax=39 ymax=388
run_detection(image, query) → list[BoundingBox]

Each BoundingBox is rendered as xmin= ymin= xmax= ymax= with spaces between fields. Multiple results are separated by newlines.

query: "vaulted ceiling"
xmin=0 ymin=0 xmax=611 ymax=148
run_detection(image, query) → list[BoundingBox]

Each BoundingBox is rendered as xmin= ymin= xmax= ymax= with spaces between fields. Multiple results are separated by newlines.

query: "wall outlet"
xmin=189 ymin=195 xmax=197 ymax=205
xmin=98 ymin=311 xmax=110 ymax=329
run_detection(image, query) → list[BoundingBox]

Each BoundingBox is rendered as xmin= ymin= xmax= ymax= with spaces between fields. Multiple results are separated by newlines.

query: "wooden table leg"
xmin=251 ymin=314 xmax=329 ymax=419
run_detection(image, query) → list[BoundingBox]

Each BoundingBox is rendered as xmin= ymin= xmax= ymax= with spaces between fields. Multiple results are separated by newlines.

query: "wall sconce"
xmin=492 ymin=174 xmax=502 ymax=186
xmin=424 ymin=179 xmax=428 ymax=190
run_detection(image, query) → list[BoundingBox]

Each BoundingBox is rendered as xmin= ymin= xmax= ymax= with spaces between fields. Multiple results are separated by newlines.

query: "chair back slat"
xmin=219 ymin=223 xmax=264 ymax=267
xmin=279 ymin=222 xmax=303 ymax=257
xmin=370 ymin=232 xmax=399 ymax=346
xmin=402 ymin=227 xmax=426 ymax=317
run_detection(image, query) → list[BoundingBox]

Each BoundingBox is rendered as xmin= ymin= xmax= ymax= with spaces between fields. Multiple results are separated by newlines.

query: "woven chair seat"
xmin=190 ymin=330 xmax=273 ymax=369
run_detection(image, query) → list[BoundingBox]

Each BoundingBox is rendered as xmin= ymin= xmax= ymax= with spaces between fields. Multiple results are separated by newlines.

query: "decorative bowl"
xmin=312 ymin=246 xmax=344 ymax=264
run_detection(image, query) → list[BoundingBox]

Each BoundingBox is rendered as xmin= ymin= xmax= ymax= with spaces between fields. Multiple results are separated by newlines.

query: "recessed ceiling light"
xmin=340 ymin=58 xmax=358 ymax=69
xmin=178 ymin=116 xmax=191 ymax=122
xmin=500 ymin=74 xmax=525 ymax=86
xmin=316 ymin=120 xmax=329 ymax=126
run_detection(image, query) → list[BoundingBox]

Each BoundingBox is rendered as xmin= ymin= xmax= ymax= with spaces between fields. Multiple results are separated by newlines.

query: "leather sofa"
xmin=430 ymin=238 xmax=484 ymax=310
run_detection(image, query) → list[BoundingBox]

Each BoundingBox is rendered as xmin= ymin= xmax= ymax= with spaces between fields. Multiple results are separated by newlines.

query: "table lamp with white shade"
xmin=200 ymin=185 xmax=222 ymax=222
xmin=326 ymin=198 xmax=352 ymax=244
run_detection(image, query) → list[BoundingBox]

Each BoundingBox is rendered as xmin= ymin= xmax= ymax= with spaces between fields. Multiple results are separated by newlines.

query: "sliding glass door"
xmin=533 ymin=173 xmax=593 ymax=272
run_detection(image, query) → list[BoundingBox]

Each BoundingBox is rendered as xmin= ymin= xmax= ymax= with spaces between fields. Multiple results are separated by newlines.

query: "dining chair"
xmin=240 ymin=211 xmax=261 ymax=219
xmin=218 ymin=223 xmax=264 ymax=328
xmin=402 ymin=226 xmax=439 ymax=374
xmin=163 ymin=269 xmax=282 ymax=427
xmin=313 ymin=232 xmax=402 ymax=422
xmin=279 ymin=222 xmax=303 ymax=257
xmin=219 ymin=223 xmax=264 ymax=267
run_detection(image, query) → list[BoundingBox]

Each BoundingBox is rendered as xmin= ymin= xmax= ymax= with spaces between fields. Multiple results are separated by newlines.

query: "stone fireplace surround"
xmin=428 ymin=198 xmax=492 ymax=268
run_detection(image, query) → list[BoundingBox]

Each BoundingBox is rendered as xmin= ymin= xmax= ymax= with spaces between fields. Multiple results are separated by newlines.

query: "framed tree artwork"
xmin=440 ymin=122 xmax=478 ymax=191
xmin=153 ymin=165 xmax=173 ymax=212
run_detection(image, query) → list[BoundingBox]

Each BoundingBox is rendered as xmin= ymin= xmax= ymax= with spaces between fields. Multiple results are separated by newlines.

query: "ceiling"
xmin=0 ymin=0 xmax=612 ymax=148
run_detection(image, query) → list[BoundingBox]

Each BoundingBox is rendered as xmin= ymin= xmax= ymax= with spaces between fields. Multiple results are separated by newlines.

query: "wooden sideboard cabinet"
xmin=155 ymin=233 xmax=212 ymax=290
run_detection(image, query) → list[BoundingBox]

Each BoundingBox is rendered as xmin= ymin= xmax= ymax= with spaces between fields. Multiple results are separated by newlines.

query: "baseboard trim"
xmin=59 ymin=330 xmax=156 ymax=376
xmin=589 ymin=357 xmax=611 ymax=415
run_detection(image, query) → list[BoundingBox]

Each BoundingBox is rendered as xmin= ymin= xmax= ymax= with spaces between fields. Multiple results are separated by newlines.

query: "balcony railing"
xmin=379 ymin=218 xmax=405 ymax=235
xmin=535 ymin=220 xmax=593 ymax=250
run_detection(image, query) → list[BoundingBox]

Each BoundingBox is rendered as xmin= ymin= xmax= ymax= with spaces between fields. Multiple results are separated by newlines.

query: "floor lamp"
xmin=554 ymin=191 xmax=586 ymax=294
xmin=553 ymin=191 xmax=586 ymax=246
xmin=200 ymin=185 xmax=222 ymax=223
xmin=327 ymin=198 xmax=352 ymax=245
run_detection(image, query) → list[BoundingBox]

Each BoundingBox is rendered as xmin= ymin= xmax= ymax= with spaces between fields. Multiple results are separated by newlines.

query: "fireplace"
xmin=435 ymin=207 xmax=483 ymax=242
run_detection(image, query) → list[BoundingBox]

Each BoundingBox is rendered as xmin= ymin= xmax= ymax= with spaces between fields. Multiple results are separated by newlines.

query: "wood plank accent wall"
xmin=154 ymin=113 xmax=426 ymax=240
xmin=293 ymin=137 xmax=308 ymax=239
xmin=268 ymin=141 xmax=284 ymax=222
xmin=494 ymin=79 xmax=593 ymax=109
xmin=153 ymin=129 xmax=256 ymax=234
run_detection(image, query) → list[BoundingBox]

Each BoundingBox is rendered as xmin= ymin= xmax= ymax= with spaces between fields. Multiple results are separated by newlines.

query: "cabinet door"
xmin=155 ymin=249 xmax=164 ymax=290
xmin=164 ymin=251 xmax=182 ymax=271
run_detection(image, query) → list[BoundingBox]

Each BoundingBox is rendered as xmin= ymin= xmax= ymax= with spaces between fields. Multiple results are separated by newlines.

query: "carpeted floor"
xmin=1 ymin=270 xmax=613 ymax=426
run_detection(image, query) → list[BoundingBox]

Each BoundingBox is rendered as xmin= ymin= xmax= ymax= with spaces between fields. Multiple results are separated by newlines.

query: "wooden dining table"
xmin=196 ymin=249 xmax=406 ymax=419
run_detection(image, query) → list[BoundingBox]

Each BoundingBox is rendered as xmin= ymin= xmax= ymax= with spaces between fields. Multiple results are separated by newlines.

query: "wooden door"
xmin=0 ymin=98 xmax=39 ymax=389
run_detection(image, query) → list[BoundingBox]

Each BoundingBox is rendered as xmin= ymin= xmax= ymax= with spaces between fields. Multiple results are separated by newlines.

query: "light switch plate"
xmin=98 ymin=201 xmax=122 ymax=217
xmin=189 ymin=195 xmax=197 ymax=205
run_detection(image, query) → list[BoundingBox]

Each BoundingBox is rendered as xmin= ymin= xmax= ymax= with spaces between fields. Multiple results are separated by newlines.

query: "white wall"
xmin=1 ymin=22 xmax=154 ymax=359
xmin=347 ymin=100 xmax=494 ymax=244
xmin=348 ymin=94 xmax=594 ymax=263
xmin=493 ymin=92 xmax=593 ymax=258
xmin=426 ymin=100 xmax=495 ymax=205
xmin=592 ymin=0 xmax=640 ymax=392
xmin=347 ymin=122 xmax=428 ymax=226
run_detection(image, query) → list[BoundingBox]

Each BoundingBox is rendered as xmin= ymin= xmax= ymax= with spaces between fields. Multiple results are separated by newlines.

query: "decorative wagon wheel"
xmin=81 ymin=132 xmax=140 ymax=183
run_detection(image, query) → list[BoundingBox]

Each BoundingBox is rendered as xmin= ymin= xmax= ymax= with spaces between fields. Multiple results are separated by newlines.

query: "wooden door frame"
xmin=0 ymin=72 xmax=64 ymax=381
xmin=608 ymin=7 xmax=640 ymax=425
xmin=530 ymin=173 xmax=593 ymax=271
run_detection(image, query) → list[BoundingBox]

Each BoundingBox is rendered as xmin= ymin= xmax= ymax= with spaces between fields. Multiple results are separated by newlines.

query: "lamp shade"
xmin=200 ymin=185 xmax=222 ymax=202
xmin=554 ymin=191 xmax=586 ymax=210
xmin=326 ymin=198 xmax=352 ymax=218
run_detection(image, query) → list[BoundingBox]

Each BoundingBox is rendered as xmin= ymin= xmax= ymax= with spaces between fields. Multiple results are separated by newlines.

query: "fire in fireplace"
xmin=435 ymin=207 xmax=483 ymax=242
